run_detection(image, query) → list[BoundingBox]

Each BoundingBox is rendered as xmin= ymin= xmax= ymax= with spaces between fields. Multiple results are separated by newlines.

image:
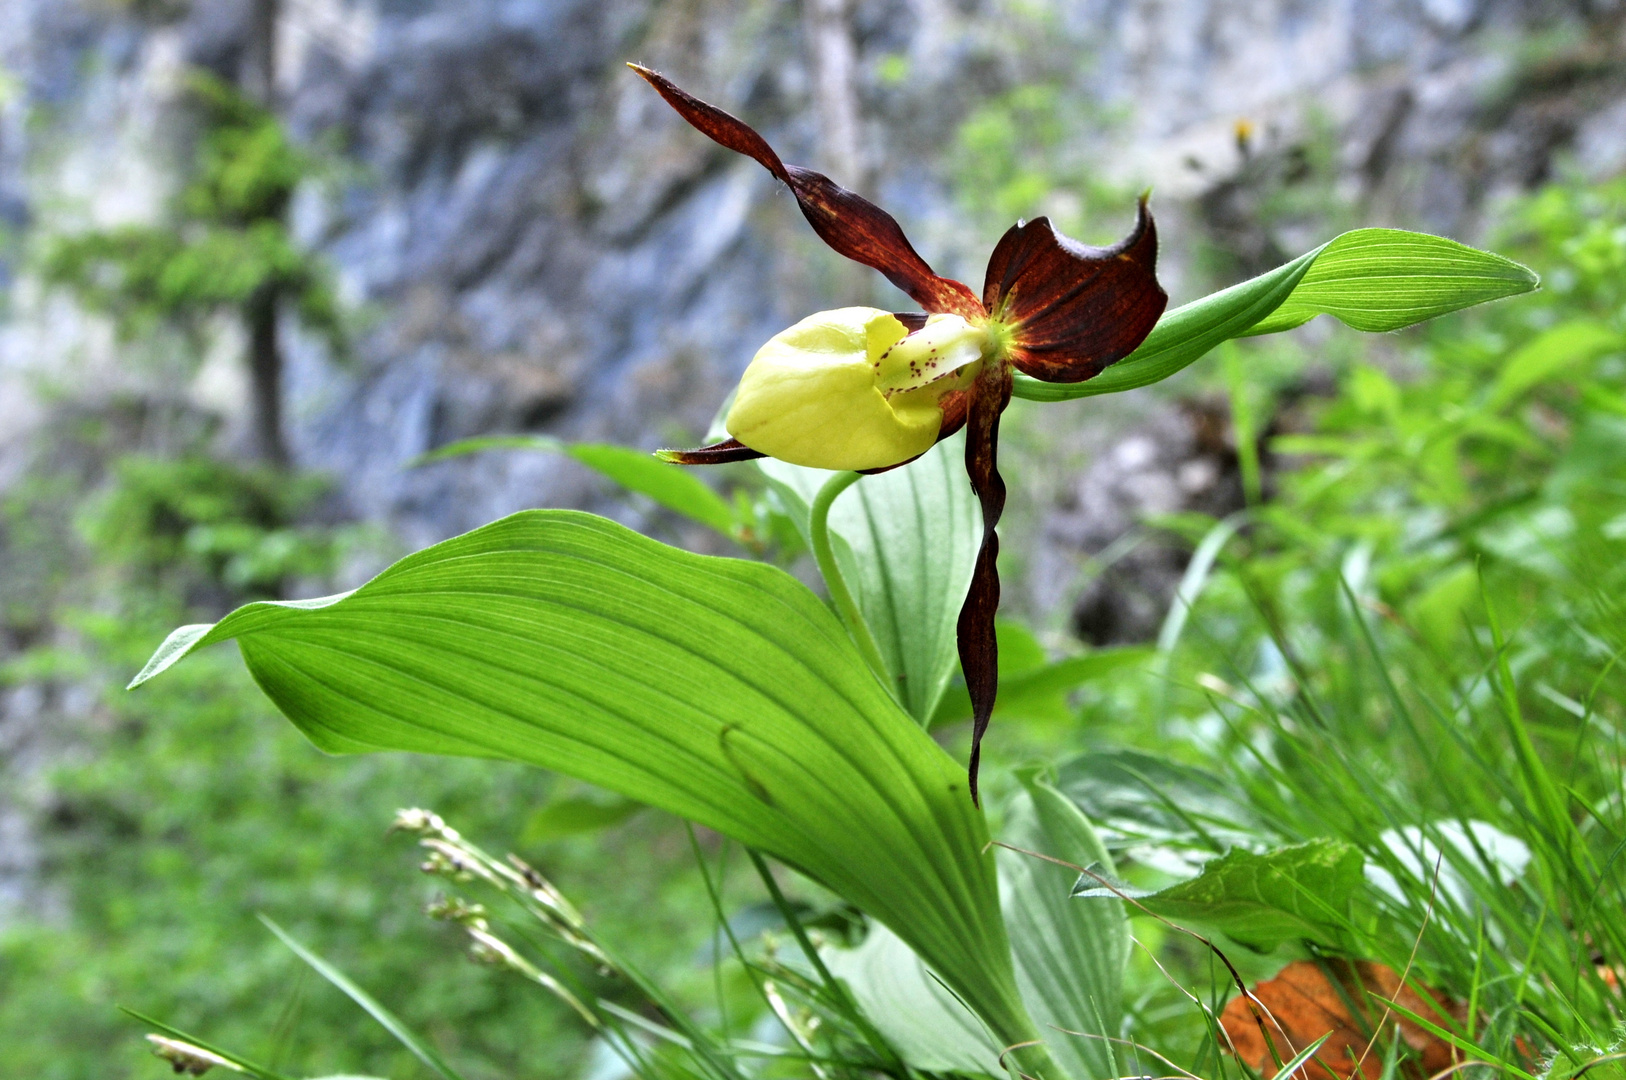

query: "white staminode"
xmin=875 ymin=314 xmax=988 ymax=395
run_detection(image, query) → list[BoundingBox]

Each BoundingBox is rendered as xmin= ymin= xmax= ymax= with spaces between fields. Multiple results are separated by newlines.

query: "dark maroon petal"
xmin=956 ymin=367 xmax=1012 ymax=807
xmin=935 ymin=386 xmax=972 ymax=444
xmin=981 ymin=198 xmax=1168 ymax=383
xmin=631 ymin=65 xmax=981 ymax=318
xmin=655 ymin=438 xmax=766 ymax=465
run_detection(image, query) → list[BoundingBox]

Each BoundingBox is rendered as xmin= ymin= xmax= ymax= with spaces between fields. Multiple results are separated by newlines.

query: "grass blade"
xmin=259 ymin=916 xmax=467 ymax=1080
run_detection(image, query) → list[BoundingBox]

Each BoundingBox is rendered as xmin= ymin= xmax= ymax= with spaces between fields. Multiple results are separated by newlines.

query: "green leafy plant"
xmin=128 ymin=79 xmax=1538 ymax=1073
xmin=80 ymin=454 xmax=348 ymax=597
xmin=36 ymin=72 xmax=342 ymax=466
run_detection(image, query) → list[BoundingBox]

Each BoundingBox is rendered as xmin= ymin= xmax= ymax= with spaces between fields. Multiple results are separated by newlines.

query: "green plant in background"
xmin=36 ymin=71 xmax=342 ymax=467
xmin=125 ymin=68 xmax=1547 ymax=1080
xmin=951 ymin=83 xmax=1134 ymax=244
xmin=82 ymin=455 xmax=347 ymax=598
xmin=1056 ymin=174 xmax=1626 ymax=1077
xmin=0 ymin=421 xmax=751 ymax=1080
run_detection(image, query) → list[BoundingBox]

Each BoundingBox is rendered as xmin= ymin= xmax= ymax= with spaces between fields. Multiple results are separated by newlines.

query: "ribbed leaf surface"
xmin=760 ymin=434 xmax=980 ymax=723
xmin=825 ymin=778 xmax=1129 ymax=1080
xmin=999 ymin=779 xmax=1128 ymax=1080
xmin=1245 ymin=229 xmax=1537 ymax=335
xmin=130 ymin=510 xmax=1037 ymax=1054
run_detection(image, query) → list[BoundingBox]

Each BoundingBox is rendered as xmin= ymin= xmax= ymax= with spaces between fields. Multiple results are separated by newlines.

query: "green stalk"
xmin=808 ymin=470 xmax=892 ymax=690
xmin=1222 ymin=342 xmax=1263 ymax=506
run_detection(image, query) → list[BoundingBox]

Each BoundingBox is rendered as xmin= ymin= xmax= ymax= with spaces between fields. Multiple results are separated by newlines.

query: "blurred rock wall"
xmin=3 ymin=0 xmax=1624 ymax=551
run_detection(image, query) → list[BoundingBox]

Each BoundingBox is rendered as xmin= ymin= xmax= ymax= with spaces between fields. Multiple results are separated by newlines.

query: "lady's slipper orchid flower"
xmin=634 ymin=65 xmax=1167 ymax=803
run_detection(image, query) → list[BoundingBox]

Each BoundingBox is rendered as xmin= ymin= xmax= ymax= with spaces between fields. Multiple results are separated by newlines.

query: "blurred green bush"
xmin=0 ymin=431 xmax=728 ymax=1079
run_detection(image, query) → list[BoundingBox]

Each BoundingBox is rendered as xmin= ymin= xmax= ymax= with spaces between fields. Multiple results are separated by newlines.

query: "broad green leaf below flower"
xmin=760 ymin=435 xmax=981 ymax=724
xmin=1012 ymin=229 xmax=1539 ymax=403
xmin=998 ymin=778 xmax=1129 ymax=1080
xmin=826 ymin=777 xmax=1129 ymax=1080
xmin=128 ymin=510 xmax=1046 ymax=1068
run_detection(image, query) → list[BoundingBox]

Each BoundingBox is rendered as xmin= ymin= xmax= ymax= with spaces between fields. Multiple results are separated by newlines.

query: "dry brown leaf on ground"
xmin=1219 ymin=960 xmax=1464 ymax=1080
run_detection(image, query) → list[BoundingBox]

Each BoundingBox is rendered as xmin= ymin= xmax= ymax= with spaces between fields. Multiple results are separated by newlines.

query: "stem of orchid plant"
xmin=808 ymin=470 xmax=893 ymax=691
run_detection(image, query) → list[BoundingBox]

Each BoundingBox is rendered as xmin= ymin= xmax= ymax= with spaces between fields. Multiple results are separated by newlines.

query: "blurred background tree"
xmin=36 ymin=66 xmax=340 ymax=467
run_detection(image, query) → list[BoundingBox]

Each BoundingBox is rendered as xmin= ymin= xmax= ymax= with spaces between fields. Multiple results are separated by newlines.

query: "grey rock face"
xmin=4 ymin=0 xmax=1623 ymax=544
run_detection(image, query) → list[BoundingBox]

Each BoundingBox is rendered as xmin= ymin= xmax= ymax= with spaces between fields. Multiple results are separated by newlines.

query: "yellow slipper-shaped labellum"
xmin=725 ymin=307 xmax=987 ymax=471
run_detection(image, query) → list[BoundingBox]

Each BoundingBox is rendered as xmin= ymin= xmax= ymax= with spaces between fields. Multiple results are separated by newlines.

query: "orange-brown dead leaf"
xmin=1220 ymin=960 xmax=1464 ymax=1080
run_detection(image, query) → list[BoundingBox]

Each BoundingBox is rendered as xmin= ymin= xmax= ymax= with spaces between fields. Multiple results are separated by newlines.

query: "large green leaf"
xmin=823 ymin=922 xmax=1005 ymax=1077
xmin=1075 ymin=838 xmax=1364 ymax=951
xmin=1012 ymin=229 xmax=1538 ymax=403
xmin=759 ymin=434 xmax=981 ymax=723
xmin=129 ymin=510 xmax=1042 ymax=1062
xmin=998 ymin=778 xmax=1129 ymax=1080
xmin=825 ymin=778 xmax=1129 ymax=1080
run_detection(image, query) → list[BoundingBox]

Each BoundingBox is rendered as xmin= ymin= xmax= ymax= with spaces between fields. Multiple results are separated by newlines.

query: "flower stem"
xmin=809 ymin=470 xmax=892 ymax=691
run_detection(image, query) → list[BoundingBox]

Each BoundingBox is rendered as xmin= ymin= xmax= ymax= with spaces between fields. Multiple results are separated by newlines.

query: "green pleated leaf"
xmin=1244 ymin=229 xmax=1538 ymax=335
xmin=825 ymin=778 xmax=1130 ymax=1080
xmin=759 ymin=433 xmax=981 ymax=723
xmin=1012 ymin=229 xmax=1537 ymax=403
xmin=129 ymin=510 xmax=1039 ymax=1058
xmin=998 ymin=778 xmax=1128 ymax=1080
xmin=1075 ymin=838 xmax=1364 ymax=952
xmin=418 ymin=435 xmax=740 ymax=538
xmin=823 ymin=922 xmax=1005 ymax=1077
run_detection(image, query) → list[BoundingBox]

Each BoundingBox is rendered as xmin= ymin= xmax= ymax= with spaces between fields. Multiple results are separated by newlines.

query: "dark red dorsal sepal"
xmin=630 ymin=65 xmax=981 ymax=320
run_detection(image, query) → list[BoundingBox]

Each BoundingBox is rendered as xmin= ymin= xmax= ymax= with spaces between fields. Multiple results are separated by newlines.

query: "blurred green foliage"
xmin=950 ymin=82 xmax=1134 ymax=244
xmin=0 ymin=422 xmax=733 ymax=1078
xmin=36 ymin=72 xmax=341 ymax=353
xmin=81 ymin=455 xmax=344 ymax=596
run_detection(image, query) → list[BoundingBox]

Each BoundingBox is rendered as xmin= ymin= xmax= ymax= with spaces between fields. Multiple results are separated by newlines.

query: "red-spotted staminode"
xmin=635 ymin=65 xmax=1167 ymax=803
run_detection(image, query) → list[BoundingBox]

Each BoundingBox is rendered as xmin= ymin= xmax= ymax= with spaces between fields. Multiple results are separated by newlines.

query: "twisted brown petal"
xmin=935 ymin=386 xmax=972 ymax=443
xmin=981 ymin=198 xmax=1168 ymax=383
xmin=630 ymin=65 xmax=982 ymax=319
xmin=956 ymin=366 xmax=1012 ymax=807
xmin=655 ymin=438 xmax=766 ymax=465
